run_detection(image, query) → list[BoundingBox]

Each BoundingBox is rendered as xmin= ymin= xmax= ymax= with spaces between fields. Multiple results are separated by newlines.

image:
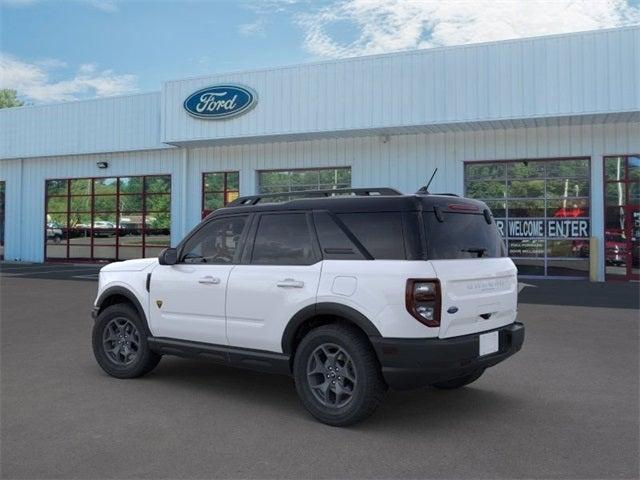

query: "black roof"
xmin=207 ymin=188 xmax=489 ymax=218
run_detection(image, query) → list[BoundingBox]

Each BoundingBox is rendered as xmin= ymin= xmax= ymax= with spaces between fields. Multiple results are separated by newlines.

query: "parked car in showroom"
xmin=46 ymin=222 xmax=63 ymax=243
xmin=93 ymin=220 xmax=116 ymax=237
xmin=91 ymin=187 xmax=524 ymax=426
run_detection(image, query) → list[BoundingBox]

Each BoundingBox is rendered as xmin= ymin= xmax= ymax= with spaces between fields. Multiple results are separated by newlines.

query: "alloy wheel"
xmin=306 ymin=343 xmax=357 ymax=408
xmin=102 ymin=317 xmax=140 ymax=366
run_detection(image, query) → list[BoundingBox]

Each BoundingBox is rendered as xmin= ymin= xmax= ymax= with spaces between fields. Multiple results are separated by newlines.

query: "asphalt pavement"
xmin=1 ymin=266 xmax=638 ymax=479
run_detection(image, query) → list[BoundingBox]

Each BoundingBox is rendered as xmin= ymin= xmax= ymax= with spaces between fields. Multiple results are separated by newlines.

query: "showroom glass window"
xmin=464 ymin=158 xmax=591 ymax=277
xmin=603 ymin=155 xmax=639 ymax=280
xmin=257 ymin=167 xmax=351 ymax=201
xmin=201 ymin=171 xmax=240 ymax=218
xmin=45 ymin=175 xmax=171 ymax=262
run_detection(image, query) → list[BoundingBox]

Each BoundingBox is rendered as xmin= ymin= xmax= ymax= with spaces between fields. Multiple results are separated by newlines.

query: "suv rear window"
xmin=423 ymin=212 xmax=506 ymax=260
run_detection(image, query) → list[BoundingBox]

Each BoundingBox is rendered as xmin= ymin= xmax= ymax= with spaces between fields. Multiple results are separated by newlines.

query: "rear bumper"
xmin=371 ymin=322 xmax=525 ymax=390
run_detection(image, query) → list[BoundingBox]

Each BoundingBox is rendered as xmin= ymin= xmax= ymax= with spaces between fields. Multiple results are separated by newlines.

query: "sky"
xmin=1 ymin=0 xmax=639 ymax=104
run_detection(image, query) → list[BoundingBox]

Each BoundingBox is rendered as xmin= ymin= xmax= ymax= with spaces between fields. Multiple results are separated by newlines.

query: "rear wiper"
xmin=461 ymin=247 xmax=487 ymax=258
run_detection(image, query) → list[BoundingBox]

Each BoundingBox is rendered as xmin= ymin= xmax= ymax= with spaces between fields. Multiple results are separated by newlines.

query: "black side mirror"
xmin=158 ymin=247 xmax=178 ymax=265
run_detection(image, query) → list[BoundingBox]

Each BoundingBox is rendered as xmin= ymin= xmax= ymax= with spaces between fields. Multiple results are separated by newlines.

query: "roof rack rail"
xmin=227 ymin=187 xmax=402 ymax=207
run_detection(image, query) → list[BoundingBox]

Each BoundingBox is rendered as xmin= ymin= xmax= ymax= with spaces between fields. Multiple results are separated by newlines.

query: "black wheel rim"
xmin=103 ymin=318 xmax=140 ymax=366
xmin=306 ymin=343 xmax=357 ymax=408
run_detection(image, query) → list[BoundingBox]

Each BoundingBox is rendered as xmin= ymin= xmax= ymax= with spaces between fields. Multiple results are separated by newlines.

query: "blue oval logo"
xmin=183 ymin=84 xmax=257 ymax=120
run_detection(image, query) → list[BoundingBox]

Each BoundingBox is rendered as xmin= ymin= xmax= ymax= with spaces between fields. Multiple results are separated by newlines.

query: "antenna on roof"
xmin=416 ymin=168 xmax=438 ymax=194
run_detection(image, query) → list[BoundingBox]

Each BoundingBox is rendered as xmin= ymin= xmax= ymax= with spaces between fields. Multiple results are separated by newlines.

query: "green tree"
xmin=0 ymin=89 xmax=24 ymax=109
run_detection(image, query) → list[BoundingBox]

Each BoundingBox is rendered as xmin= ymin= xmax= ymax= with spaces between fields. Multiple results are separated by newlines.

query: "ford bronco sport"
xmin=92 ymin=187 xmax=524 ymax=426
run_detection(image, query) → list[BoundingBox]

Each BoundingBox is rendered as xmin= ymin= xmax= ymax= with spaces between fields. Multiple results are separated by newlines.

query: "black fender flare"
xmin=95 ymin=286 xmax=152 ymax=337
xmin=281 ymin=302 xmax=381 ymax=355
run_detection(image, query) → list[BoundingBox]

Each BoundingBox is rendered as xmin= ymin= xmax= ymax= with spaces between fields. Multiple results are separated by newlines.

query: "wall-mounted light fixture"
xmin=96 ymin=161 xmax=109 ymax=169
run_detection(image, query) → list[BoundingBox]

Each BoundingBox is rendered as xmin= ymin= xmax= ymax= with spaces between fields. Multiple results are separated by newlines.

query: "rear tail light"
xmin=406 ymin=279 xmax=441 ymax=327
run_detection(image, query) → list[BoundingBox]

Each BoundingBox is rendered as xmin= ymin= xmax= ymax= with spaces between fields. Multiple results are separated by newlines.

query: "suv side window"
xmin=313 ymin=211 xmax=366 ymax=260
xmin=251 ymin=213 xmax=318 ymax=265
xmin=337 ymin=212 xmax=406 ymax=260
xmin=180 ymin=215 xmax=248 ymax=264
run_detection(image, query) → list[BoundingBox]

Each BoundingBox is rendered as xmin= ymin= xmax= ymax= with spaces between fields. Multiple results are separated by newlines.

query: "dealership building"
xmin=0 ymin=26 xmax=638 ymax=281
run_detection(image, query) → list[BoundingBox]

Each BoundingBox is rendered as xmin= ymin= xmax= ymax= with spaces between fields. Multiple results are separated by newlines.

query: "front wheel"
xmin=92 ymin=303 xmax=161 ymax=379
xmin=431 ymin=369 xmax=484 ymax=389
xmin=293 ymin=324 xmax=387 ymax=426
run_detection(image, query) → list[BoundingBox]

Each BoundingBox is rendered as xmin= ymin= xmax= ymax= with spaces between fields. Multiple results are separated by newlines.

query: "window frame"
xmin=602 ymin=154 xmax=640 ymax=281
xmin=201 ymin=171 xmax=240 ymax=218
xmin=245 ymin=211 xmax=322 ymax=266
xmin=463 ymin=156 xmax=592 ymax=278
xmin=256 ymin=166 xmax=352 ymax=195
xmin=44 ymin=174 xmax=171 ymax=262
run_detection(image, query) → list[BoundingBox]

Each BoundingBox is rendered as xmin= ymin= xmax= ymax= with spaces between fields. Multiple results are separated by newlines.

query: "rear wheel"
xmin=293 ymin=324 xmax=387 ymax=426
xmin=431 ymin=369 xmax=484 ymax=389
xmin=92 ymin=303 xmax=161 ymax=379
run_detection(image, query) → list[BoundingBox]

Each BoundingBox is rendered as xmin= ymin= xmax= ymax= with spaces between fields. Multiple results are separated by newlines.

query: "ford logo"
xmin=183 ymin=84 xmax=257 ymax=120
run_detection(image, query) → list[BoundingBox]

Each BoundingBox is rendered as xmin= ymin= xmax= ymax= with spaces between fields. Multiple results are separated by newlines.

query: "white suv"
xmin=91 ymin=188 xmax=524 ymax=426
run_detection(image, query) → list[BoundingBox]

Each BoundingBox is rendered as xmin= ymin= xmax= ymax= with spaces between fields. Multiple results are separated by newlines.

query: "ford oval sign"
xmin=183 ymin=84 xmax=257 ymax=120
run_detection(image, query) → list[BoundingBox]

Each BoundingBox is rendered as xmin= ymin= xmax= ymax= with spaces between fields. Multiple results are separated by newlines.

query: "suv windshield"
xmin=423 ymin=211 xmax=506 ymax=260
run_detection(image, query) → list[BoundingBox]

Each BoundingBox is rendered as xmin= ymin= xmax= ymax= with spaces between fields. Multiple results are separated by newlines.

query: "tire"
xmin=92 ymin=303 xmax=161 ymax=379
xmin=293 ymin=324 xmax=387 ymax=427
xmin=431 ymin=369 xmax=484 ymax=389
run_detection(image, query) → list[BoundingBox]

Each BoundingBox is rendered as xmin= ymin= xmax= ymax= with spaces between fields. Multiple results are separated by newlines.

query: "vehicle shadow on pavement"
xmin=118 ymin=356 xmax=522 ymax=429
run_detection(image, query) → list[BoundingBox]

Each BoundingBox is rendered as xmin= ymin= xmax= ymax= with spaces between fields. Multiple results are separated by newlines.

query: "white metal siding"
xmin=0 ymin=93 xmax=167 ymax=160
xmin=2 ymin=27 xmax=637 ymax=160
xmin=163 ymin=27 xmax=640 ymax=145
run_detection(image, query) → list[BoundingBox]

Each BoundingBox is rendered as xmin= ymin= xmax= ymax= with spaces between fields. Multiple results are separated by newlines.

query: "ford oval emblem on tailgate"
xmin=447 ymin=306 xmax=459 ymax=314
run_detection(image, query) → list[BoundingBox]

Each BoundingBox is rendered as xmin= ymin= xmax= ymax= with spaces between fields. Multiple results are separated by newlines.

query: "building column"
xmin=241 ymin=168 xmax=257 ymax=196
xmin=591 ymin=155 xmax=605 ymax=281
xmin=5 ymin=158 xmax=25 ymax=261
xmin=180 ymin=148 xmax=189 ymax=241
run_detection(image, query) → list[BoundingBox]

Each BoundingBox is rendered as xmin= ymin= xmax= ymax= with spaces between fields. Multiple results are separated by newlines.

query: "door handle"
xmin=277 ymin=278 xmax=305 ymax=288
xmin=198 ymin=276 xmax=221 ymax=285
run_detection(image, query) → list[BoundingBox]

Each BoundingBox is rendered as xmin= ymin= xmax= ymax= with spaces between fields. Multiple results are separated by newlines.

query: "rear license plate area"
xmin=479 ymin=331 xmax=499 ymax=356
